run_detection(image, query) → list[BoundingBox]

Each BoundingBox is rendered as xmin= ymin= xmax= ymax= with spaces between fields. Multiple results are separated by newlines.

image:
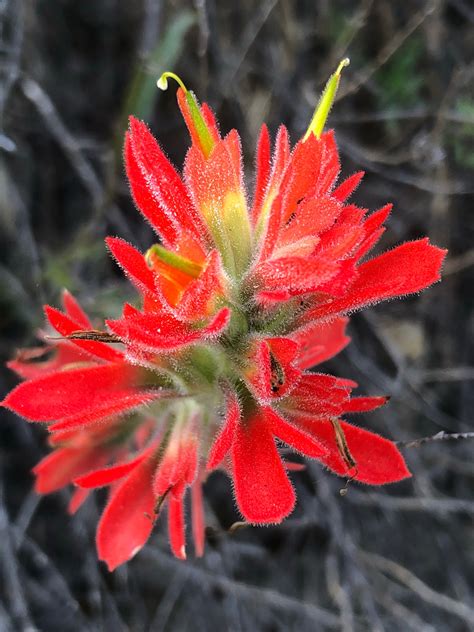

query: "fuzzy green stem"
xmin=304 ymin=58 xmax=350 ymax=140
xmin=146 ymin=244 xmax=202 ymax=278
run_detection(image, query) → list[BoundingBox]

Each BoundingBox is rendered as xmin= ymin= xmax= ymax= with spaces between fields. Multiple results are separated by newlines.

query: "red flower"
xmin=2 ymin=62 xmax=446 ymax=569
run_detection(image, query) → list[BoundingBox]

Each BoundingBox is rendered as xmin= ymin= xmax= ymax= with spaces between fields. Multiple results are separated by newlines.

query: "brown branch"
xmin=359 ymin=551 xmax=474 ymax=624
xmin=396 ymin=431 xmax=474 ymax=449
xmin=45 ymin=331 xmax=122 ymax=344
xmin=346 ymin=492 xmax=474 ymax=515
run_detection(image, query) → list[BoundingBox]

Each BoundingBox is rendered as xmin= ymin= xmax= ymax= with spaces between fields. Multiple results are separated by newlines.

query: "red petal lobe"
xmin=75 ymin=452 xmax=148 ymax=488
xmin=309 ymin=239 xmax=447 ymax=320
xmin=314 ymin=420 xmax=411 ymax=484
xmin=3 ymin=363 xmax=147 ymax=422
xmin=232 ymin=414 xmax=295 ymax=523
xmin=96 ymin=453 xmax=157 ymax=571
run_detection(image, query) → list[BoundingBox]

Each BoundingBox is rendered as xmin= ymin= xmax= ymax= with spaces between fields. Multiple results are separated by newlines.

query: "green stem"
xmin=146 ymin=244 xmax=202 ymax=277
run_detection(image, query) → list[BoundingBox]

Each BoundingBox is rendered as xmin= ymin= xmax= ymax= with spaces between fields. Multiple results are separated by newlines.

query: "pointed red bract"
xmin=168 ymin=494 xmax=186 ymax=559
xmin=332 ymin=171 xmax=364 ymax=202
xmin=126 ymin=117 xmax=205 ymax=246
xmin=153 ymin=431 xmax=198 ymax=497
xmin=68 ymin=487 xmax=91 ymax=515
xmin=62 ymin=290 xmax=92 ymax=328
xmin=47 ymin=392 xmax=158 ymax=431
xmin=206 ymin=391 xmax=240 ymax=470
xmin=279 ymin=132 xmax=338 ymax=227
xmin=75 ymin=452 xmax=148 ymax=488
xmin=254 ymin=125 xmax=290 ymax=255
xmin=107 ymin=305 xmax=230 ymax=354
xmin=125 ymin=131 xmax=179 ymax=246
xmin=191 ymin=477 xmax=205 ymax=557
xmin=292 ymin=317 xmax=350 ymax=368
xmin=106 ymin=237 xmax=158 ymax=297
xmin=344 ymin=396 xmax=388 ymax=413
xmin=266 ymin=407 xmax=327 ymax=458
xmin=351 ymin=204 xmax=392 ymax=261
xmin=251 ymin=124 xmax=271 ymax=220
xmin=307 ymin=239 xmax=446 ymax=320
xmin=45 ymin=306 xmax=124 ymax=363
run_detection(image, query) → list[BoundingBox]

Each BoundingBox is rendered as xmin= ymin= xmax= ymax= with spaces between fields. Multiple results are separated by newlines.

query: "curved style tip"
xmin=157 ymin=71 xmax=187 ymax=93
xmin=336 ymin=58 xmax=350 ymax=75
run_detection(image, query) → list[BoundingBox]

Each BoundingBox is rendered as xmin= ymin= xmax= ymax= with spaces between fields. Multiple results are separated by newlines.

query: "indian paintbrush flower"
xmin=2 ymin=61 xmax=446 ymax=570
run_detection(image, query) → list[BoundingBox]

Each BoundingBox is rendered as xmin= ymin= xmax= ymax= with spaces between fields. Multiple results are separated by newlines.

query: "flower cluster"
xmin=3 ymin=63 xmax=446 ymax=570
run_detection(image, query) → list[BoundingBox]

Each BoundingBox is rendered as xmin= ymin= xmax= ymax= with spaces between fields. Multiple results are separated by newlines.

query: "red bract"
xmin=3 ymin=63 xmax=446 ymax=569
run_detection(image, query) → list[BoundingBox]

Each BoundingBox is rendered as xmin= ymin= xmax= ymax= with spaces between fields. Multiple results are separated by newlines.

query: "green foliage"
xmin=449 ymin=98 xmax=474 ymax=168
xmin=377 ymin=38 xmax=423 ymax=108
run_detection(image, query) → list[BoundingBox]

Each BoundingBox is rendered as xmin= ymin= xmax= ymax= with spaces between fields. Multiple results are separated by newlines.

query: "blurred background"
xmin=1 ymin=1 xmax=473 ymax=630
